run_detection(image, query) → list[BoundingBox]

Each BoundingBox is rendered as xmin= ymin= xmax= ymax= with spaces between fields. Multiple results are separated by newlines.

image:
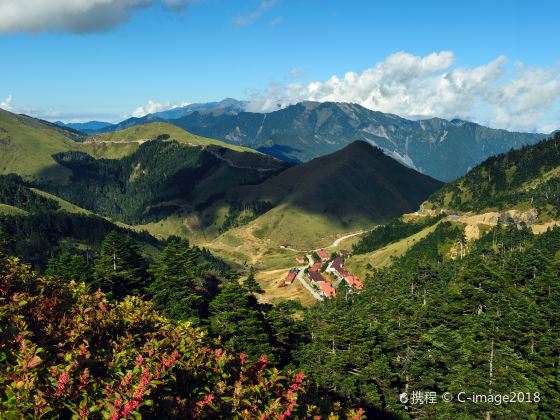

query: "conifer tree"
xmin=243 ymin=267 xmax=264 ymax=293
xmin=46 ymin=253 xmax=93 ymax=282
xmin=93 ymin=231 xmax=149 ymax=299
xmin=209 ymin=282 xmax=273 ymax=360
xmin=149 ymin=238 xmax=218 ymax=321
xmin=0 ymin=227 xmax=13 ymax=258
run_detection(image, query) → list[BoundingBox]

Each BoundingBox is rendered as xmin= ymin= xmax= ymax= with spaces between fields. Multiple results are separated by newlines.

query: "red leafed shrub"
xmin=0 ymin=257 xmax=364 ymax=419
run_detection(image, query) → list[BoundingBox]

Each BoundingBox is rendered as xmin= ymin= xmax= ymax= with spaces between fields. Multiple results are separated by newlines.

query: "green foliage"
xmin=298 ymin=223 xmax=560 ymax=418
xmin=394 ymin=221 xmax=465 ymax=269
xmin=46 ymin=252 xmax=93 ymax=283
xmin=0 ymin=257 xmax=362 ymax=419
xmin=353 ymin=215 xmax=444 ymax=255
xmin=427 ymin=132 xmax=560 ymax=218
xmin=0 ymin=175 xmax=59 ymax=213
xmin=149 ymin=238 xmax=220 ymax=322
xmin=0 ymin=174 xmax=158 ymax=272
xmin=0 ymin=227 xmax=13 ymax=258
xmin=93 ymin=231 xmax=149 ymax=300
xmin=0 ymin=211 xmax=156 ymax=272
xmin=243 ymin=267 xmax=264 ymax=294
xmin=43 ymin=140 xmax=277 ymax=225
xmin=209 ymin=282 xmax=274 ymax=361
xmin=219 ymin=200 xmax=273 ymax=233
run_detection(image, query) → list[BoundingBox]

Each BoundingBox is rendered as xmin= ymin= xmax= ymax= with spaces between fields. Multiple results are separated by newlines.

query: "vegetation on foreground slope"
xmin=2 ymin=209 xmax=558 ymax=418
xmin=0 ymin=256 xmax=366 ymax=419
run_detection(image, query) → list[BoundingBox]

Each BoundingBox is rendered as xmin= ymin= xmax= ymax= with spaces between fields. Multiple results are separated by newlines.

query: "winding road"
xmin=280 ymin=229 xmax=372 ymax=253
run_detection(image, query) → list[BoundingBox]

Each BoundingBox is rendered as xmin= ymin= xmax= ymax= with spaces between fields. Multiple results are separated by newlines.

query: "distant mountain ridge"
xmin=151 ymin=98 xmax=247 ymax=120
xmin=80 ymin=98 xmax=248 ymax=134
xmin=78 ymin=100 xmax=547 ymax=181
xmin=170 ymin=101 xmax=546 ymax=181
xmin=54 ymin=120 xmax=114 ymax=133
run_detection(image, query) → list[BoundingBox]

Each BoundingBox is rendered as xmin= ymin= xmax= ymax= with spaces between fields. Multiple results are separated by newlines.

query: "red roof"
xmin=295 ymin=255 xmax=305 ymax=263
xmin=317 ymin=250 xmax=329 ymax=260
xmin=344 ymin=274 xmax=363 ymax=290
xmin=310 ymin=262 xmax=323 ymax=272
xmin=318 ymin=281 xmax=336 ymax=298
xmin=284 ymin=271 xmax=297 ymax=284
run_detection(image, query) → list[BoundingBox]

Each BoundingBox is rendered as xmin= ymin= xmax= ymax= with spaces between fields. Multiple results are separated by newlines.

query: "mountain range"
xmin=62 ymin=100 xmax=547 ymax=181
xmin=1 ymin=107 xmax=442 ymax=250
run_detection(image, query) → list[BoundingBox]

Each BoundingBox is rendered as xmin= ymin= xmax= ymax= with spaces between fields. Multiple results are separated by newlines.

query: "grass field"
xmin=345 ymin=221 xmax=443 ymax=279
xmin=0 ymin=110 xmax=77 ymax=183
xmin=254 ymin=268 xmax=317 ymax=307
xmin=79 ymin=142 xmax=141 ymax=159
xmin=0 ymin=203 xmax=29 ymax=216
xmin=92 ymin=122 xmax=258 ymax=154
xmin=30 ymin=188 xmax=93 ymax=215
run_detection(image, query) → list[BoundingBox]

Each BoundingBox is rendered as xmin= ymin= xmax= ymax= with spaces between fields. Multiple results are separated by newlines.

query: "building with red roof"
xmin=284 ymin=269 xmax=298 ymax=285
xmin=317 ymin=249 xmax=329 ymax=261
xmin=310 ymin=262 xmax=323 ymax=272
xmin=295 ymin=255 xmax=305 ymax=264
xmin=318 ymin=281 xmax=336 ymax=298
xmin=344 ymin=274 xmax=363 ymax=290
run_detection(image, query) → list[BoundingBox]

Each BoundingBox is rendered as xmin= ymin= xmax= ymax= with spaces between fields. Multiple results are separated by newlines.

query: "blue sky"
xmin=0 ymin=0 xmax=559 ymax=131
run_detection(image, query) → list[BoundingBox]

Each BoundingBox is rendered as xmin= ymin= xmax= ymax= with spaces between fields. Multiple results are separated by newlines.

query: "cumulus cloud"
xmin=233 ymin=0 xmax=279 ymax=27
xmin=131 ymin=99 xmax=190 ymax=118
xmin=1 ymin=95 xmax=14 ymax=111
xmin=0 ymin=0 xmax=194 ymax=34
xmin=246 ymin=51 xmax=560 ymax=133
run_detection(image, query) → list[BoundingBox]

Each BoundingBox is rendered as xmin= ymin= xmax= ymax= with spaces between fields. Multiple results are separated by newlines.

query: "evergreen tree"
xmin=209 ymin=282 xmax=273 ymax=361
xmin=243 ymin=267 xmax=263 ymax=294
xmin=0 ymin=227 xmax=13 ymax=258
xmin=93 ymin=231 xmax=149 ymax=299
xmin=149 ymin=238 xmax=219 ymax=321
xmin=45 ymin=252 xmax=93 ymax=282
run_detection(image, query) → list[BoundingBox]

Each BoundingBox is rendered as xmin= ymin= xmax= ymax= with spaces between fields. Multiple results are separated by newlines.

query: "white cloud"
xmin=0 ymin=0 xmax=194 ymax=34
xmin=131 ymin=99 xmax=191 ymax=118
xmin=233 ymin=0 xmax=279 ymax=27
xmin=1 ymin=94 xmax=14 ymax=111
xmin=246 ymin=51 xmax=560 ymax=133
xmin=1 ymin=94 xmax=122 ymax=123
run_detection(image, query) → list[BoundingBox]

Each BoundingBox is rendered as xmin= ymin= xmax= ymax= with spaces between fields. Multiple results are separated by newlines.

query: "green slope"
xmin=0 ymin=203 xmax=28 ymax=216
xmin=424 ymin=132 xmax=560 ymax=221
xmin=38 ymin=140 xmax=287 ymax=227
xmin=217 ymin=141 xmax=444 ymax=249
xmin=0 ymin=109 xmax=79 ymax=183
xmin=89 ymin=122 xmax=259 ymax=154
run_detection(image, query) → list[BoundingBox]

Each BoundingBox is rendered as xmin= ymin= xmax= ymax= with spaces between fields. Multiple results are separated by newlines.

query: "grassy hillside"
xmin=90 ymin=122 xmax=259 ymax=154
xmin=38 ymin=140 xmax=287 ymax=227
xmin=424 ymin=132 xmax=560 ymax=221
xmin=217 ymin=141 xmax=443 ymax=249
xmin=0 ymin=109 xmax=79 ymax=183
xmin=0 ymin=203 xmax=28 ymax=216
xmin=345 ymin=220 xmax=444 ymax=278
